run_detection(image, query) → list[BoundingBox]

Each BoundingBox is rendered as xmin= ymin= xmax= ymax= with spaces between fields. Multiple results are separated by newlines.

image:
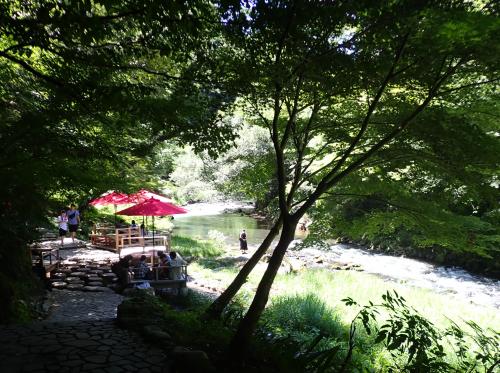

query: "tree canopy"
xmin=202 ymin=0 xmax=500 ymax=354
xmin=0 ymin=0 xmax=237 ymax=322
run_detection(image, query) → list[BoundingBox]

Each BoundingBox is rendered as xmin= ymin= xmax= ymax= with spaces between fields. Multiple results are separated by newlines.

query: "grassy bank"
xmin=171 ymin=235 xmax=225 ymax=258
xmin=188 ymin=253 xmax=499 ymax=331
xmin=178 ymin=244 xmax=499 ymax=371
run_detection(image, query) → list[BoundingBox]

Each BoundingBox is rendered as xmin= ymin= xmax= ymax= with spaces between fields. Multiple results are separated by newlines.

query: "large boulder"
xmin=142 ymin=325 xmax=173 ymax=346
xmin=170 ymin=347 xmax=215 ymax=373
xmin=117 ymin=294 xmax=163 ymax=329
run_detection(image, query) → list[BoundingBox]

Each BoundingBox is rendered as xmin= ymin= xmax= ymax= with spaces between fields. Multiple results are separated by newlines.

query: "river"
xmin=173 ymin=204 xmax=500 ymax=309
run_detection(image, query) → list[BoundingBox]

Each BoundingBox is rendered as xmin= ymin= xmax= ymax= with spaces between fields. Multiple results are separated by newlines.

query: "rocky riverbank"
xmin=335 ymin=237 xmax=500 ymax=280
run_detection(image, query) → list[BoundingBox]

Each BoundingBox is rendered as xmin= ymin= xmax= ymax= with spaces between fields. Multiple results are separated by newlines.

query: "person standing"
xmin=57 ymin=210 xmax=68 ymax=246
xmin=239 ymin=229 xmax=248 ymax=252
xmin=67 ymin=204 xmax=80 ymax=243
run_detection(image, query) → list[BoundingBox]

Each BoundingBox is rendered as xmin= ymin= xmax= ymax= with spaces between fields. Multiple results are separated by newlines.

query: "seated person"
xmin=112 ymin=255 xmax=134 ymax=292
xmin=134 ymin=255 xmax=151 ymax=280
xmin=168 ymin=251 xmax=187 ymax=280
xmin=156 ymin=252 xmax=170 ymax=279
xmin=130 ymin=220 xmax=137 ymax=228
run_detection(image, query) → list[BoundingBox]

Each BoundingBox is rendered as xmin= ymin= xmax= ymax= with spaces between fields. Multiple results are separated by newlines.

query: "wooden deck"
xmin=90 ymin=226 xmax=170 ymax=255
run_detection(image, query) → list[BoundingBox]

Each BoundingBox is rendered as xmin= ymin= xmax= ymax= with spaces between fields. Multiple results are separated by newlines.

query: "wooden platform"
xmin=90 ymin=226 xmax=170 ymax=255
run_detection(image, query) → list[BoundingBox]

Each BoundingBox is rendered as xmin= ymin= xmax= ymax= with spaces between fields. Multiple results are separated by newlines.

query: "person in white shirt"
xmin=168 ymin=251 xmax=187 ymax=280
xmin=57 ymin=210 xmax=68 ymax=246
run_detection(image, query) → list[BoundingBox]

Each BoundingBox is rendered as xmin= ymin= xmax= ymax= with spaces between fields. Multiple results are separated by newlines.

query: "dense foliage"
xmin=0 ymin=0 xmax=237 ymax=322
xmin=204 ymin=0 xmax=500 ymax=352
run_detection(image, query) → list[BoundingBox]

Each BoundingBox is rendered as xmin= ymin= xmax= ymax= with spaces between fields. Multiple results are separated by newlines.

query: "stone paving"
xmin=0 ymin=246 xmax=169 ymax=373
xmin=45 ymin=289 xmax=123 ymax=322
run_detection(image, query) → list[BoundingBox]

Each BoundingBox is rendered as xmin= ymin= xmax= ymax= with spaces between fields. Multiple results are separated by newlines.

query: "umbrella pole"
xmin=152 ymin=216 xmax=155 ymax=265
xmin=114 ymin=204 xmax=117 ymax=226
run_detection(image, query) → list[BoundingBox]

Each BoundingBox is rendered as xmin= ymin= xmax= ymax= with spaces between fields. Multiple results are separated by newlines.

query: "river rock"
xmin=261 ymin=254 xmax=272 ymax=263
xmin=66 ymin=284 xmax=84 ymax=290
xmin=87 ymin=281 xmax=104 ymax=286
xmin=51 ymin=282 xmax=67 ymax=289
xmin=288 ymin=257 xmax=304 ymax=272
xmin=52 ymin=272 xmax=67 ymax=279
xmin=278 ymin=260 xmax=292 ymax=275
xmin=66 ymin=277 xmax=84 ymax=284
xmin=171 ymin=347 xmax=215 ymax=373
xmin=142 ymin=325 xmax=173 ymax=344
xmin=101 ymin=276 xmax=117 ymax=285
xmin=83 ymin=286 xmax=109 ymax=292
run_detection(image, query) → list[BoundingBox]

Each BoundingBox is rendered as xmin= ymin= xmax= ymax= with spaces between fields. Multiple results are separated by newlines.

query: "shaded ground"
xmin=0 ymin=245 xmax=168 ymax=373
xmin=0 ymin=318 xmax=166 ymax=373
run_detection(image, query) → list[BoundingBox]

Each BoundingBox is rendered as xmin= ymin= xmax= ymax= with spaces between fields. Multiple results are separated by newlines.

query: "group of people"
xmin=57 ymin=204 xmax=80 ymax=246
xmin=112 ymin=251 xmax=188 ymax=292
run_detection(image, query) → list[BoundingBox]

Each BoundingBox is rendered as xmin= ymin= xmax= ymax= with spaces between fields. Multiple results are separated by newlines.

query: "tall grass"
xmin=166 ymin=241 xmax=500 ymax=371
xmin=275 ymin=269 xmax=500 ymax=331
xmin=171 ymin=235 xmax=224 ymax=258
xmin=260 ymin=293 xmax=391 ymax=372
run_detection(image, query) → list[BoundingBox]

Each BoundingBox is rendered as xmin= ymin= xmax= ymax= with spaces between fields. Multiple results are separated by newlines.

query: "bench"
xmin=129 ymin=265 xmax=188 ymax=290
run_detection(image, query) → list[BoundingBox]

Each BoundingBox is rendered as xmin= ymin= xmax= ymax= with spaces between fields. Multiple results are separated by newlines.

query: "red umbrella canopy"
xmin=89 ymin=191 xmax=130 ymax=206
xmin=128 ymin=189 xmax=172 ymax=204
xmin=116 ymin=198 xmax=187 ymax=216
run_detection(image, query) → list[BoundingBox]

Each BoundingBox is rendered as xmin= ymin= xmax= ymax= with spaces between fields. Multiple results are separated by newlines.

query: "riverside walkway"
xmin=0 ymin=246 xmax=168 ymax=373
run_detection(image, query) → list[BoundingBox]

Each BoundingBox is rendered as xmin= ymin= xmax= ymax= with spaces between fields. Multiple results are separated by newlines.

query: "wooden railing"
xmin=31 ymin=247 xmax=60 ymax=273
xmin=130 ymin=265 xmax=188 ymax=289
xmin=90 ymin=226 xmax=170 ymax=254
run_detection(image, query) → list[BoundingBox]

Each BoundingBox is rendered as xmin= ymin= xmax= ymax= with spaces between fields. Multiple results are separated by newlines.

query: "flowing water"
xmin=173 ymin=204 xmax=500 ymax=309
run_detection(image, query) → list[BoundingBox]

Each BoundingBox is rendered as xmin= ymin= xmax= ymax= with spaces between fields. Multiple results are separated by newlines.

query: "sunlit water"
xmin=173 ymin=207 xmax=500 ymax=308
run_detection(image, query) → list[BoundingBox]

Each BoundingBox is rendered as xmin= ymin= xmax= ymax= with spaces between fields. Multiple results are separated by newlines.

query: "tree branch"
xmin=322 ymin=31 xmax=411 ymax=186
xmin=293 ymin=57 xmax=465 ymax=219
xmin=0 ymin=51 xmax=64 ymax=87
xmin=437 ymin=77 xmax=500 ymax=96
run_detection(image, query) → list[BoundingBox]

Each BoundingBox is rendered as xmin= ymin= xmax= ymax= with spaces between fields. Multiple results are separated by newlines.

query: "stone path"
xmin=0 ymin=246 xmax=169 ymax=373
xmin=45 ymin=289 xmax=123 ymax=322
xmin=0 ymin=319 xmax=166 ymax=373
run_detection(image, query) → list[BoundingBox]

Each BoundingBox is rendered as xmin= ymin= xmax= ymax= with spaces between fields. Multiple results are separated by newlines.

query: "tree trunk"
xmin=229 ymin=219 xmax=297 ymax=358
xmin=205 ymin=216 xmax=283 ymax=319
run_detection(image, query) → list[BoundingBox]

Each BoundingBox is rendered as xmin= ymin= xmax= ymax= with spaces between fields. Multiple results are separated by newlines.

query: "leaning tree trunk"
xmin=229 ymin=219 xmax=298 ymax=358
xmin=205 ymin=216 xmax=283 ymax=319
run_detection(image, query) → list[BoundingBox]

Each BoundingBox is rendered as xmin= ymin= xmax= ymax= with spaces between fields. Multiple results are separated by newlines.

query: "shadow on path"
xmin=0 ymin=290 xmax=167 ymax=373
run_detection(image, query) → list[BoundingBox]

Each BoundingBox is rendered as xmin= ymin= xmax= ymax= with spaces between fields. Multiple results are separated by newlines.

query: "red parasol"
xmin=117 ymin=197 xmax=186 ymax=216
xmin=117 ymin=198 xmax=187 ymax=256
xmin=89 ymin=191 xmax=130 ymax=206
xmin=89 ymin=191 xmax=131 ymax=225
xmin=127 ymin=189 xmax=172 ymax=204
